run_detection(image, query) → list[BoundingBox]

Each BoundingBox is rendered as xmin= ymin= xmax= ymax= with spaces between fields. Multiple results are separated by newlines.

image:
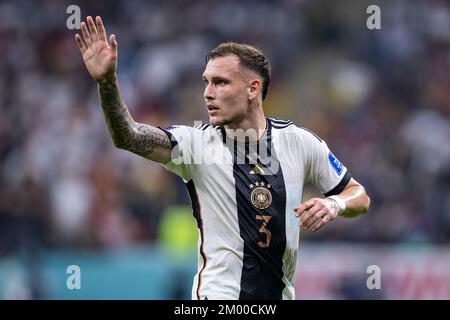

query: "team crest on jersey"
xmin=249 ymin=182 xmax=272 ymax=209
xmin=328 ymin=152 xmax=343 ymax=175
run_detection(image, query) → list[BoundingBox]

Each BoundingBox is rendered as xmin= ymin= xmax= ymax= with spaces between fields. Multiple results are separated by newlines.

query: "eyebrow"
xmin=201 ymin=75 xmax=230 ymax=82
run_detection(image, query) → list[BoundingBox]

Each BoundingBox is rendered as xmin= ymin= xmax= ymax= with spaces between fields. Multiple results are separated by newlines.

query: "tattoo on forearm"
xmin=98 ymin=80 xmax=171 ymax=158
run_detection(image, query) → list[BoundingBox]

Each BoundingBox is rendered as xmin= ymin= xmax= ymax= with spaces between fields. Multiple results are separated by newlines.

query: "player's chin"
xmin=208 ymin=115 xmax=226 ymax=126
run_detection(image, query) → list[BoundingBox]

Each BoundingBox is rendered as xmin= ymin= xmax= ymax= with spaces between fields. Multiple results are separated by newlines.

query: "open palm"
xmin=75 ymin=16 xmax=117 ymax=83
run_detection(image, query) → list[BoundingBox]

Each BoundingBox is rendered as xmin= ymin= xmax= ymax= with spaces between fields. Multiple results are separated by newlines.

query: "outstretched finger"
xmin=80 ymin=21 xmax=92 ymax=46
xmin=75 ymin=34 xmax=87 ymax=54
xmin=109 ymin=34 xmax=117 ymax=54
xmin=96 ymin=16 xmax=107 ymax=42
xmin=87 ymin=16 xmax=99 ymax=41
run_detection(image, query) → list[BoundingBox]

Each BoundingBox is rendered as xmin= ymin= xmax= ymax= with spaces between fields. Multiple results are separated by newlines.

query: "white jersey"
xmin=160 ymin=118 xmax=350 ymax=300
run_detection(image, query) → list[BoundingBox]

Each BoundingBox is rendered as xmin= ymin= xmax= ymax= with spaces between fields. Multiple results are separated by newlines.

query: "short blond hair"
xmin=206 ymin=42 xmax=271 ymax=100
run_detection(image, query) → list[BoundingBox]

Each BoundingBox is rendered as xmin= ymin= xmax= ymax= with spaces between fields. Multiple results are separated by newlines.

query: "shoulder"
xmin=193 ymin=123 xmax=223 ymax=141
xmin=193 ymin=123 xmax=221 ymax=133
xmin=269 ymin=117 xmax=295 ymax=130
xmin=268 ymin=117 xmax=323 ymax=143
xmin=163 ymin=123 xmax=220 ymax=134
xmin=163 ymin=123 xmax=222 ymax=145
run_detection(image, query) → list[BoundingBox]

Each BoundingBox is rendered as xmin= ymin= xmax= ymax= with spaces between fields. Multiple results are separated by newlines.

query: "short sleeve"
xmin=305 ymin=135 xmax=351 ymax=196
xmin=159 ymin=125 xmax=197 ymax=182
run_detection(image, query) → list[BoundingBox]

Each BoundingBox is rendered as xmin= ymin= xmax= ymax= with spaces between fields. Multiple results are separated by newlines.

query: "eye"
xmin=216 ymin=79 xmax=227 ymax=86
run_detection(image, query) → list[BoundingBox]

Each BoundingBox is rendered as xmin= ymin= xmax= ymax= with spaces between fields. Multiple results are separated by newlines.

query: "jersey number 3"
xmin=256 ymin=215 xmax=272 ymax=248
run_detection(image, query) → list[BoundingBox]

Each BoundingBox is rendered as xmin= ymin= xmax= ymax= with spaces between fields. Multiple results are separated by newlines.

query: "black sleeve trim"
xmin=324 ymin=171 xmax=352 ymax=197
xmin=158 ymin=127 xmax=178 ymax=148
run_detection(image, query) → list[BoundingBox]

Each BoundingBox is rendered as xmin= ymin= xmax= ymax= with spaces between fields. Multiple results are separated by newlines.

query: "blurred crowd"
xmin=0 ymin=0 xmax=449 ymax=259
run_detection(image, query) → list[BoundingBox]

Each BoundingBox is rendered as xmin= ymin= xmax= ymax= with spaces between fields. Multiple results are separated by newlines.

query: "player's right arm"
xmin=75 ymin=16 xmax=171 ymax=164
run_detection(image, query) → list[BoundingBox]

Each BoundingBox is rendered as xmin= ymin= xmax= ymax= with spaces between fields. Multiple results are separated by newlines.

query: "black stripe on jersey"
xmin=270 ymin=118 xmax=294 ymax=129
xmin=186 ymin=180 xmax=202 ymax=227
xmin=271 ymin=122 xmax=292 ymax=126
xmin=230 ymin=120 xmax=287 ymax=300
xmin=158 ymin=127 xmax=178 ymax=148
xmin=271 ymin=123 xmax=294 ymax=129
xmin=324 ymin=170 xmax=352 ymax=197
xmin=186 ymin=180 xmax=207 ymax=300
xmin=195 ymin=123 xmax=210 ymax=131
xmin=220 ymin=126 xmax=227 ymax=144
xmin=270 ymin=118 xmax=292 ymax=125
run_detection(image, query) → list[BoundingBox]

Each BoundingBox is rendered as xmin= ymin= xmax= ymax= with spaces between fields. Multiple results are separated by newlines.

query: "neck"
xmin=224 ymin=107 xmax=267 ymax=143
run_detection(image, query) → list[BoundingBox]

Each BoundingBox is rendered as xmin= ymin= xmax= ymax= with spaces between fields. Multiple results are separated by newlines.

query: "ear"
xmin=247 ymin=79 xmax=262 ymax=100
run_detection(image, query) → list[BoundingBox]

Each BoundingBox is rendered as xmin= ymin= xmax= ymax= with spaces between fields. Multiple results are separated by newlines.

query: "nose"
xmin=204 ymin=83 xmax=215 ymax=101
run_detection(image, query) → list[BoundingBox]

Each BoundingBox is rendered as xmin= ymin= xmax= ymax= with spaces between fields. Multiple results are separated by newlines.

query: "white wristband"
xmin=327 ymin=195 xmax=346 ymax=215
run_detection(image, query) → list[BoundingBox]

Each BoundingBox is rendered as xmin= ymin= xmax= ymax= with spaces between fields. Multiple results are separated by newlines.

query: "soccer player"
xmin=75 ymin=16 xmax=370 ymax=300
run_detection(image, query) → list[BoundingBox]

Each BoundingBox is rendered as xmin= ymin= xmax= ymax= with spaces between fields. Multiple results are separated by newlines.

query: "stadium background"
xmin=0 ymin=0 xmax=449 ymax=299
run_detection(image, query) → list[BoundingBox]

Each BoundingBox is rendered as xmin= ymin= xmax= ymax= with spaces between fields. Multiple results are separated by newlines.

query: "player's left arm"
xmin=294 ymin=178 xmax=370 ymax=231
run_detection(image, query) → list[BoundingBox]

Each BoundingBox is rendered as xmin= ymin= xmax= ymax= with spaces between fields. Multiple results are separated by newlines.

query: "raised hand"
xmin=75 ymin=16 xmax=117 ymax=83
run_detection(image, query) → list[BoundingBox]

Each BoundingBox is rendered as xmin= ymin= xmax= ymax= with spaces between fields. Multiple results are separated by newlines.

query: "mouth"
xmin=207 ymin=104 xmax=219 ymax=115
